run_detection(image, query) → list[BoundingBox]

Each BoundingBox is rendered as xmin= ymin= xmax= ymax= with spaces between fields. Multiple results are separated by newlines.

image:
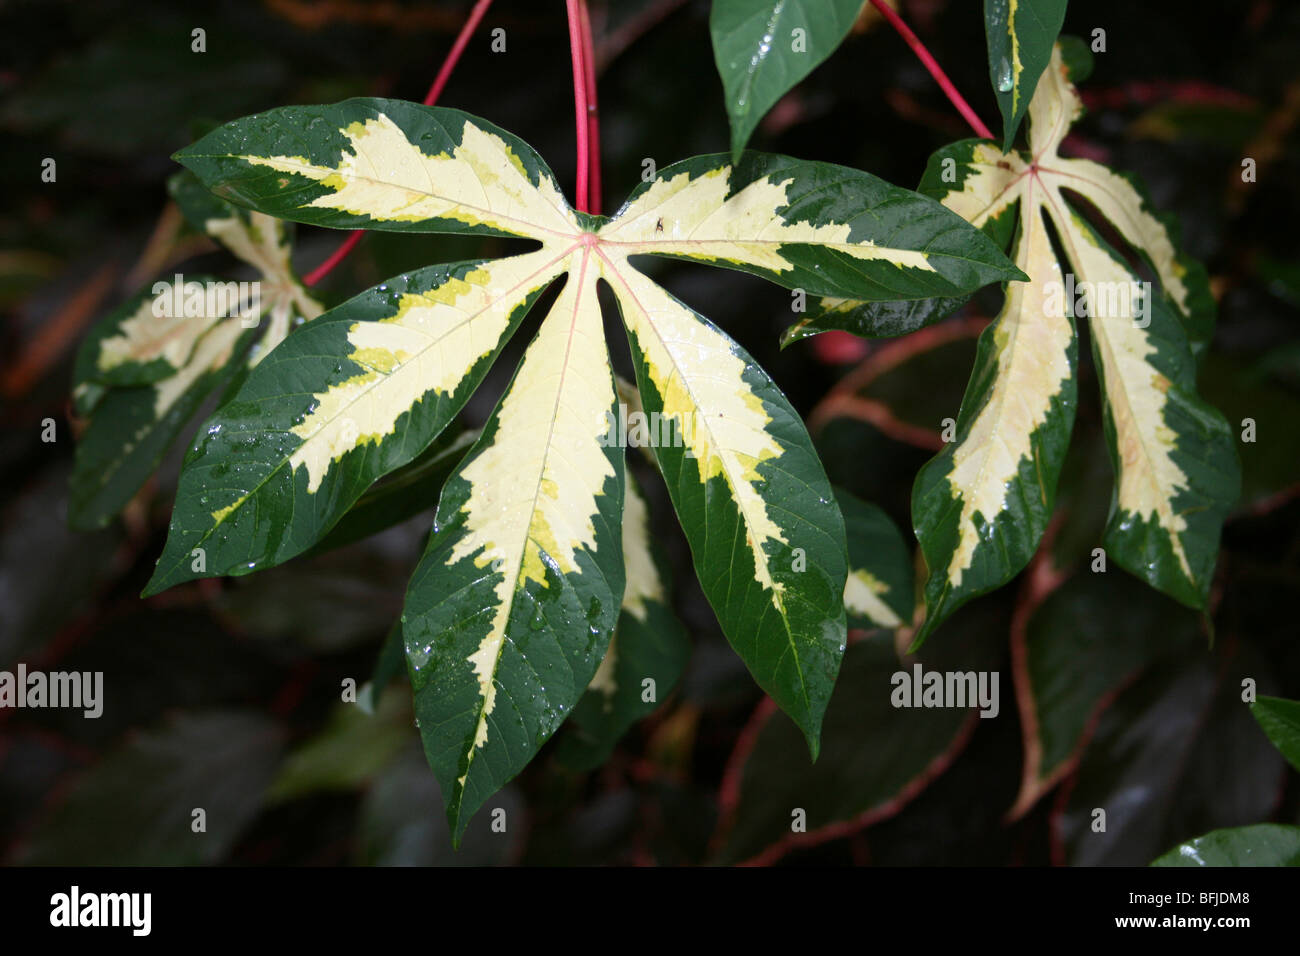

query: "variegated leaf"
xmin=206 ymin=210 xmax=323 ymax=366
xmin=306 ymin=428 xmax=476 ymax=557
xmin=1028 ymin=46 xmax=1237 ymax=608
xmin=402 ymin=254 xmax=624 ymax=840
xmin=909 ymin=43 xmax=1237 ymax=638
xmin=560 ymin=470 xmax=691 ymax=770
xmin=70 ymin=286 xmax=256 ymax=531
xmin=602 ymin=255 xmax=847 ymax=750
xmin=918 ymin=140 xmax=1027 ymax=241
xmin=983 ymin=0 xmax=1068 ymax=152
xmin=75 ymin=282 xmax=230 ymax=387
xmin=150 ymin=97 xmax=1019 ymax=826
xmin=837 ymin=488 xmax=914 ymax=630
xmin=1015 ymin=41 xmax=1215 ymax=355
xmin=143 ymin=252 xmax=563 ymax=594
xmin=171 ymin=170 xmax=324 ymax=367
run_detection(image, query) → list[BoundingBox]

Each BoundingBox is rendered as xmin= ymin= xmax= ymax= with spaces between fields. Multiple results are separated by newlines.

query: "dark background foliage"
xmin=1 ymin=0 xmax=1297 ymax=865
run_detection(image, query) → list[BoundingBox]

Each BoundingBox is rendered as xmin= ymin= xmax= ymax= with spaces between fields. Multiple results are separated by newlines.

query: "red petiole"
xmin=869 ymin=0 xmax=995 ymax=141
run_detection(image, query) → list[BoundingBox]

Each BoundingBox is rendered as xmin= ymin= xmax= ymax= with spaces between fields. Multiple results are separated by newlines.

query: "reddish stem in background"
xmin=869 ymin=0 xmax=994 ymax=140
xmin=565 ymin=0 xmax=593 ymax=213
xmin=423 ymin=0 xmax=495 ymax=107
xmin=576 ymin=0 xmax=602 ymax=214
xmin=301 ymin=230 xmax=363 ymax=287
xmin=303 ymin=0 xmax=496 ymax=287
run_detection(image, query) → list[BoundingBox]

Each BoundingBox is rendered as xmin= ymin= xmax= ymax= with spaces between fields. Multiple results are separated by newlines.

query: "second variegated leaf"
xmin=911 ymin=44 xmax=1238 ymax=643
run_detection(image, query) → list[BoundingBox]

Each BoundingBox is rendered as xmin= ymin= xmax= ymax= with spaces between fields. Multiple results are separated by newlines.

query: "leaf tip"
xmin=803 ymin=727 xmax=822 ymax=763
xmin=779 ymin=320 xmax=812 ymax=350
xmin=140 ymin=560 xmax=178 ymax=599
xmin=905 ymin=619 xmax=935 ymax=654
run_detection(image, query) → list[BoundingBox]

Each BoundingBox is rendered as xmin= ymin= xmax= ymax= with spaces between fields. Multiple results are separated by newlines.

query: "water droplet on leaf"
xmin=996 ymin=57 xmax=1014 ymax=93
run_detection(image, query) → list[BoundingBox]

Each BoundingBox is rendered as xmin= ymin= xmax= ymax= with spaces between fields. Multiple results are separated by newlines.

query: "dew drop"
xmin=996 ymin=57 xmax=1014 ymax=93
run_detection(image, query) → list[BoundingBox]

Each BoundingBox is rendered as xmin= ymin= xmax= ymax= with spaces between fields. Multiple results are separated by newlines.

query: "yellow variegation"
xmin=1053 ymin=208 xmax=1193 ymax=578
xmin=152 ymin=319 xmax=247 ymax=417
xmin=1006 ymin=0 xmax=1024 ymax=113
xmin=844 ymin=569 xmax=902 ymax=629
xmin=618 ymin=469 xmax=663 ymax=623
xmin=70 ymin=172 xmax=327 ymax=532
xmin=600 ymin=167 xmax=935 ymax=275
xmin=242 ymin=114 xmax=577 ymax=241
xmin=944 ymin=194 xmax=1071 ymax=590
xmin=450 ymin=252 xmax=616 ymax=763
xmin=287 ymin=248 xmax=567 ymax=492
xmin=586 ymin=473 xmax=665 ymax=706
xmin=206 ymin=211 xmax=324 ymax=362
xmin=1023 ymin=39 xmax=1081 ymax=161
xmin=914 ymin=42 xmax=1237 ymax=639
xmin=97 ymin=293 xmax=226 ymax=376
xmin=599 ymin=253 xmax=788 ymax=599
xmin=942 ymin=143 xmax=1027 ymax=230
xmin=159 ymin=94 xmax=1018 ymax=834
xmin=985 ymin=0 xmax=1068 ymax=152
xmin=1044 ymin=160 xmax=1192 ymax=315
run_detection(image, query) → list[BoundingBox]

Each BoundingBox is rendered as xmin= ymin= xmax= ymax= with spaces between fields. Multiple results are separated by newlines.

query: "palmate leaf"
xmin=909 ymin=45 xmax=1239 ymax=642
xmin=151 ymin=96 xmax=1018 ymax=837
xmin=73 ymin=276 xmax=231 ymax=389
xmin=70 ymin=290 xmax=256 ymax=530
xmin=983 ymin=0 xmax=1068 ymax=152
xmin=605 ymin=263 xmax=847 ymax=748
xmin=709 ymin=0 xmax=865 ymax=160
xmin=402 ymin=256 xmax=626 ymax=833
xmin=69 ymin=174 xmax=323 ymax=530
